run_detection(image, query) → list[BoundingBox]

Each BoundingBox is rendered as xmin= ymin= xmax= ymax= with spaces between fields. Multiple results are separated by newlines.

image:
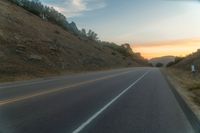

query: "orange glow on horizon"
xmin=132 ymin=39 xmax=200 ymax=59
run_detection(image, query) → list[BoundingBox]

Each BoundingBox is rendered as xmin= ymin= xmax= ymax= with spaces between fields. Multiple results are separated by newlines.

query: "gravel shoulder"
xmin=164 ymin=68 xmax=200 ymax=120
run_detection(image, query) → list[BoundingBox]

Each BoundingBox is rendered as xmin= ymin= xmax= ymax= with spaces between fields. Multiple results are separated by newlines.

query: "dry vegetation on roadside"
xmin=166 ymin=68 xmax=200 ymax=118
xmin=0 ymin=0 xmax=148 ymax=83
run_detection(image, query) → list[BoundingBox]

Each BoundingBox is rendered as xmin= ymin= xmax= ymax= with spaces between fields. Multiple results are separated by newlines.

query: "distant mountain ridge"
xmin=149 ymin=56 xmax=175 ymax=66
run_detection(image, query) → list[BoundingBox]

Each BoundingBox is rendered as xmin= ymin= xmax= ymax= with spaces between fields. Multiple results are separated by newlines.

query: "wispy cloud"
xmin=42 ymin=0 xmax=106 ymax=18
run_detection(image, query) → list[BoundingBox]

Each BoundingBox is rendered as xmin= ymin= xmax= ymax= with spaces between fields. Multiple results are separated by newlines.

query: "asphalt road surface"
xmin=0 ymin=67 xmax=195 ymax=133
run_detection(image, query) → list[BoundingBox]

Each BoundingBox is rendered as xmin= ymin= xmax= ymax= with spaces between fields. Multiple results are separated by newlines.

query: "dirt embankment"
xmin=174 ymin=49 xmax=200 ymax=70
xmin=165 ymin=68 xmax=200 ymax=119
xmin=0 ymin=0 xmax=148 ymax=82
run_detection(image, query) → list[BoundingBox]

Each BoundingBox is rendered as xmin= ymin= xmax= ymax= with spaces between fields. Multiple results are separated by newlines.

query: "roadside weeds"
xmin=163 ymin=68 xmax=200 ymax=120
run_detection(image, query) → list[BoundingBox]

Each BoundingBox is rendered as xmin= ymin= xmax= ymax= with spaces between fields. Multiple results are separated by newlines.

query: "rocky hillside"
xmin=0 ymin=0 xmax=147 ymax=81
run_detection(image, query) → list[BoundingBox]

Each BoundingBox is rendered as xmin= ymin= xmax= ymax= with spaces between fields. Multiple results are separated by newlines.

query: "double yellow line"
xmin=0 ymin=70 xmax=132 ymax=106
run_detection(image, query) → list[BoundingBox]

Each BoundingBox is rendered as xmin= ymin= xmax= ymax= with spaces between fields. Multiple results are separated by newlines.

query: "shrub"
xmin=8 ymin=0 xmax=99 ymax=41
xmin=156 ymin=63 xmax=164 ymax=67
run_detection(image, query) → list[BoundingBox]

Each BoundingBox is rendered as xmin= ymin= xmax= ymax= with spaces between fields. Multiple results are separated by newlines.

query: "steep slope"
xmin=0 ymin=0 xmax=147 ymax=81
xmin=174 ymin=49 xmax=200 ymax=70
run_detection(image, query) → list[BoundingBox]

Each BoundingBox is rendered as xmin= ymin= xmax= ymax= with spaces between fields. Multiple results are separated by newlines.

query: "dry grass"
xmin=166 ymin=68 xmax=200 ymax=118
xmin=167 ymin=68 xmax=200 ymax=90
xmin=0 ymin=0 xmax=148 ymax=83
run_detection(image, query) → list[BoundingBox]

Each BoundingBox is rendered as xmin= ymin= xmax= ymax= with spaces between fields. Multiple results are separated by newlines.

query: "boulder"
xmin=15 ymin=44 xmax=26 ymax=54
xmin=29 ymin=54 xmax=42 ymax=61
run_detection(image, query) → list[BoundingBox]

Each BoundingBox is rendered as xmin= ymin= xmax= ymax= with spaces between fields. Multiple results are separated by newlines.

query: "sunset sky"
xmin=41 ymin=0 xmax=200 ymax=59
xmin=133 ymin=38 xmax=200 ymax=59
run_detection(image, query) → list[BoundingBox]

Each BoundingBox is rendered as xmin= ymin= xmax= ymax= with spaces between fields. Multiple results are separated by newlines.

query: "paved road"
xmin=0 ymin=67 xmax=195 ymax=133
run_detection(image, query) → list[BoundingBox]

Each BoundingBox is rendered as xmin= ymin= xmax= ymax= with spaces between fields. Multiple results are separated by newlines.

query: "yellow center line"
xmin=0 ymin=70 xmax=132 ymax=106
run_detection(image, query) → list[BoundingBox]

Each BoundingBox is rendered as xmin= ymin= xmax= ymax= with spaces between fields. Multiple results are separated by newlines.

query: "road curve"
xmin=0 ymin=67 xmax=195 ymax=133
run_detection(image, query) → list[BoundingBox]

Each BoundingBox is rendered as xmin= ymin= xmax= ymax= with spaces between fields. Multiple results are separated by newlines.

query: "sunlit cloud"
xmin=41 ymin=0 xmax=106 ymax=18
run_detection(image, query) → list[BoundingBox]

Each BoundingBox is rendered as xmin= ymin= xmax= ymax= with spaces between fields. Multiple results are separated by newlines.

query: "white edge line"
xmin=72 ymin=71 xmax=149 ymax=133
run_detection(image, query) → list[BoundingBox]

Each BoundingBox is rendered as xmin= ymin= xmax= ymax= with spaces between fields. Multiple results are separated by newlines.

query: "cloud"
xmin=42 ymin=0 xmax=106 ymax=18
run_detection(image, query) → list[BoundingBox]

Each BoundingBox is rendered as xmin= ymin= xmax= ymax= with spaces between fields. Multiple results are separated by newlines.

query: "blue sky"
xmin=41 ymin=0 xmax=200 ymax=44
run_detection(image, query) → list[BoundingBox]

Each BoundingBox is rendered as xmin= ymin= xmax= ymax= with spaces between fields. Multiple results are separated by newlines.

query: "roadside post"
xmin=191 ymin=64 xmax=196 ymax=76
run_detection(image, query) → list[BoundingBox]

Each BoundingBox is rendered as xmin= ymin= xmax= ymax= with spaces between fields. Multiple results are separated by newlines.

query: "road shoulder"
xmin=162 ymin=68 xmax=200 ymax=133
